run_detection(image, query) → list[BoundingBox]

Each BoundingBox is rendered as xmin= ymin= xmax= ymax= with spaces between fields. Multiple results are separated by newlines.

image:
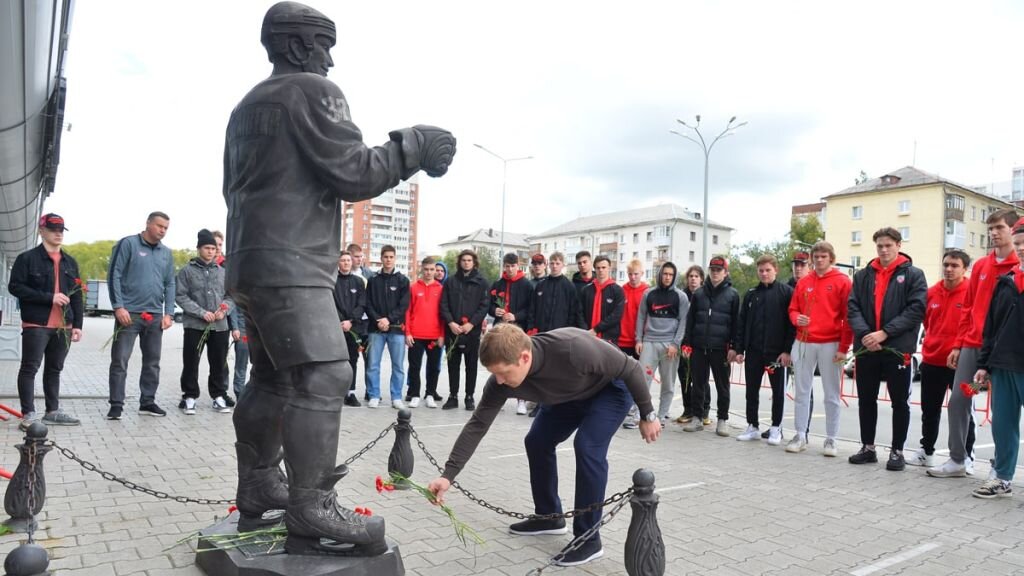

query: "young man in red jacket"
xmin=786 ymin=241 xmax=853 ymax=456
xmin=908 ymin=249 xmax=970 ymax=468
xmin=405 ymin=256 xmax=445 ymax=408
xmin=618 ymin=259 xmax=648 ymax=359
xmin=929 ymin=208 xmax=1021 ymax=479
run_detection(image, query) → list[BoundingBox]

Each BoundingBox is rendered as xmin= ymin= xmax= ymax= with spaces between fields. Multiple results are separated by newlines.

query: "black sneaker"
xmin=886 ymin=451 xmax=906 ymax=471
xmin=178 ymin=398 xmax=187 ymax=409
xmin=464 ymin=396 xmax=475 ymax=411
xmin=139 ymin=404 xmax=167 ymax=417
xmin=848 ymin=447 xmax=878 ymax=465
xmin=106 ymin=406 xmax=123 ymax=420
xmin=344 ymin=394 xmax=362 ymax=407
xmin=442 ymin=397 xmax=458 ymax=410
xmin=554 ymin=537 xmax=604 ymax=567
xmin=761 ymin=429 xmax=770 ymax=439
xmin=509 ymin=517 xmax=568 ymax=535
xmin=223 ymin=396 xmax=236 ymax=408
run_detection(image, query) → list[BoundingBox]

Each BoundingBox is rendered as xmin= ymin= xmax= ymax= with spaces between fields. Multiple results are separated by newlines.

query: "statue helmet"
xmin=260 ymin=2 xmax=336 ymax=62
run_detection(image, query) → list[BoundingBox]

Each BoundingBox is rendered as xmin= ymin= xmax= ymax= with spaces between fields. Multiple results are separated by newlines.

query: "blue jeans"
xmin=524 ymin=379 xmax=631 ymax=540
xmin=366 ymin=332 xmax=406 ymax=401
xmin=991 ymin=368 xmax=1024 ymax=482
xmin=232 ymin=337 xmax=250 ymax=398
xmin=108 ymin=315 xmax=164 ymax=408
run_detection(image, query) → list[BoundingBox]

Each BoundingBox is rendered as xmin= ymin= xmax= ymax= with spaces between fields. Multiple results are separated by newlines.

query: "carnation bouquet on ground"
xmin=377 ymin=472 xmax=484 ymax=546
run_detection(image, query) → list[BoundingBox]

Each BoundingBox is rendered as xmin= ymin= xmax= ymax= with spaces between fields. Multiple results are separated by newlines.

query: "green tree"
xmin=790 ymin=215 xmax=824 ymax=247
xmin=441 ymin=247 xmax=499 ymax=285
xmin=728 ymin=241 xmax=792 ymax=297
xmin=855 ymin=170 xmax=869 ymax=185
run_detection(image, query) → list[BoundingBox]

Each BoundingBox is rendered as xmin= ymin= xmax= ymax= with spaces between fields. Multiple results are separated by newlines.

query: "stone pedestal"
xmin=195 ymin=513 xmax=404 ymax=576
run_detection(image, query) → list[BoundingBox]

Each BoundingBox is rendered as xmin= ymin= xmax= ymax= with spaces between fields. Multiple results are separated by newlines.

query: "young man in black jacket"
xmin=580 ymin=256 xmax=625 ymax=345
xmin=682 ymin=256 xmax=740 ymax=436
xmin=972 ymin=217 xmax=1024 ymax=498
xmin=847 ymin=227 xmax=927 ymax=471
xmin=8 ymin=213 xmax=84 ymax=428
xmin=440 ymin=249 xmax=490 ymax=411
xmin=489 ymin=252 xmax=532 ymax=330
xmin=733 ymin=255 xmax=795 ymax=445
xmin=365 ymin=245 xmax=411 ymax=409
xmin=528 ymin=252 xmax=582 ymax=334
xmin=333 ymin=250 xmax=367 ymax=407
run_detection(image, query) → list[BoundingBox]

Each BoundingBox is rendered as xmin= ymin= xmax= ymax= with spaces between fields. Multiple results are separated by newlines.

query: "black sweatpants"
xmin=407 ymin=338 xmax=442 ymax=399
xmin=920 ymin=362 xmax=975 ymax=455
xmin=690 ymin=348 xmax=730 ymax=420
xmin=446 ymin=332 xmax=480 ymax=399
xmin=181 ymin=328 xmax=230 ymax=400
xmin=855 ymin=351 xmax=912 ymax=450
xmin=743 ymin=349 xmax=785 ymax=427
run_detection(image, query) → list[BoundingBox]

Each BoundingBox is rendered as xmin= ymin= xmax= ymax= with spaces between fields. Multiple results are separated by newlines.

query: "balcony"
xmin=653 ymin=235 xmax=671 ymax=248
xmin=945 ymin=207 xmax=964 ymax=221
xmin=599 ymin=241 xmax=618 ymax=254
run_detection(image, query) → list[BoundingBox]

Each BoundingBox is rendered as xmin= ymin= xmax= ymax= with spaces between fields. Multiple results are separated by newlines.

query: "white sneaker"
xmin=212 ymin=397 xmax=232 ymax=414
xmin=767 ymin=426 xmax=782 ymax=446
xmin=823 ymin=438 xmax=837 ymax=457
xmin=425 ymin=396 xmax=437 ymax=409
xmin=408 ymin=397 xmax=421 ymax=408
xmin=392 ymin=399 xmax=407 ymax=410
xmin=906 ymin=448 xmax=936 ymax=467
xmin=184 ymin=398 xmax=197 ymax=415
xmin=516 ymin=400 xmax=528 ymax=415
xmin=736 ymin=425 xmax=760 ymax=442
xmin=965 ymin=457 xmax=975 ymax=476
xmin=786 ymin=434 xmax=808 ymax=453
xmin=715 ymin=420 xmax=730 ymax=437
xmin=987 ymin=459 xmax=997 ymax=481
xmin=367 ymin=398 xmax=380 ymax=408
xmin=926 ymin=458 xmax=967 ymax=478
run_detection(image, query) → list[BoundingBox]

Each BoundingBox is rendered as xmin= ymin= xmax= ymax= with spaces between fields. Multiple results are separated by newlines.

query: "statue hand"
xmin=412 ymin=125 xmax=456 ymax=177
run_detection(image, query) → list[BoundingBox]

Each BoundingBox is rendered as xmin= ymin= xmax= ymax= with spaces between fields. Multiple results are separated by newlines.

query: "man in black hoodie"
xmin=847 ymin=227 xmax=927 ymax=471
xmin=682 ymin=256 xmax=740 ymax=436
xmin=365 ymin=245 xmax=411 ymax=409
xmin=580 ymin=256 xmax=625 ymax=345
xmin=333 ymin=250 xmax=367 ymax=407
xmin=440 ymin=249 xmax=490 ymax=411
xmin=733 ymin=255 xmax=795 ymax=445
xmin=529 ymin=251 xmax=583 ymax=334
xmin=490 ymin=253 xmax=532 ymax=331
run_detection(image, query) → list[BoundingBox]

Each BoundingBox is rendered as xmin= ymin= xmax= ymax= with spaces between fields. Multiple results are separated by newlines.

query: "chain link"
xmin=45 ymin=423 xmax=396 ymax=507
xmin=409 ymin=425 xmax=632 ymax=521
xmin=526 ymin=492 xmax=632 ymax=575
xmin=26 ymin=437 xmax=38 ymax=542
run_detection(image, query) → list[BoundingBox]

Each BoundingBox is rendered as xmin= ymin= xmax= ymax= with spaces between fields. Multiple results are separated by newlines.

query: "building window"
xmin=632 ymin=233 xmax=639 ymax=243
xmin=970 ymin=232 xmax=976 ymax=247
xmin=981 ymin=208 xmax=987 ymax=221
xmin=646 ymin=232 xmax=653 ymax=242
xmin=620 ymin=252 xmax=625 ymax=262
xmin=899 ymin=227 xmax=911 ymax=241
xmin=851 ymin=256 xmax=861 ymax=268
xmin=645 ymin=250 xmax=652 ymax=260
xmin=852 ymin=231 xmax=862 ymax=244
xmin=712 ymin=235 xmax=719 ymax=245
xmin=898 ymin=200 xmax=911 ymax=214
xmin=688 ymin=250 xmax=695 ymax=262
xmin=852 ymin=206 xmax=863 ymax=220
xmin=620 ymin=234 xmax=625 ymax=243
xmin=690 ymin=231 xmax=696 ymax=241
xmin=971 ymin=206 xmax=977 ymax=220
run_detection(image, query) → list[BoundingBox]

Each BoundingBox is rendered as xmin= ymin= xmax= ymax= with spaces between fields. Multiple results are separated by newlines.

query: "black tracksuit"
xmin=528 ymin=275 xmax=584 ymax=333
xmin=736 ymin=280 xmax=795 ymax=427
xmin=440 ymin=268 xmax=490 ymax=398
xmin=333 ymin=271 xmax=367 ymax=388
xmin=847 ymin=254 xmax=927 ymax=451
xmin=683 ymin=277 xmax=740 ymax=421
xmin=580 ymin=280 xmax=625 ymax=344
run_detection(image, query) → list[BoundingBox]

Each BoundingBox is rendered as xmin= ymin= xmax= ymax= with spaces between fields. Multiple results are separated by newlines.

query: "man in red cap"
xmin=8 ymin=213 xmax=84 ymax=429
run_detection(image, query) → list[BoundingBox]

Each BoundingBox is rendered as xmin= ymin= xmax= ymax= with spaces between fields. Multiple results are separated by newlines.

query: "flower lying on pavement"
xmin=377 ymin=472 xmax=483 ymax=546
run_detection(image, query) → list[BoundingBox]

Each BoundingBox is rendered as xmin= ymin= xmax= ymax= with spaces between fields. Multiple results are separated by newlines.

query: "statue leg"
xmin=232 ymin=358 xmax=291 ymax=532
xmin=283 ymin=359 xmax=387 ymax=556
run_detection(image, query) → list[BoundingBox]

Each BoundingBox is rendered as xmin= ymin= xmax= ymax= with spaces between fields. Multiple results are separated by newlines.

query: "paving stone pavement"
xmin=1 ymin=317 xmax=1023 ymax=575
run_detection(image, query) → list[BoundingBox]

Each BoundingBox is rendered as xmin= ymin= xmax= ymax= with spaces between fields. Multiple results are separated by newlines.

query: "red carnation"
xmin=375 ymin=475 xmax=395 ymax=494
xmin=681 ymin=345 xmax=693 ymax=355
xmin=227 ymin=505 xmax=238 ymax=514
xmin=427 ymin=341 xmax=436 ymax=350
xmin=354 ymin=506 xmax=373 ymax=516
xmin=960 ymin=381 xmax=979 ymax=398
xmin=526 ymin=328 xmax=538 ymax=336
xmin=241 ymin=335 xmax=249 ymax=344
xmin=74 ymin=278 xmax=82 ymax=286
xmin=765 ymin=366 xmax=775 ymax=375
xmin=220 ymin=302 xmax=229 ymax=311
xmin=498 ymin=291 xmax=506 ymax=298
xmin=903 ymin=353 xmax=911 ymax=366
xmin=490 ymin=289 xmax=497 ymax=296
xmin=140 ymin=312 xmax=154 ymax=323
xmin=460 ymin=316 xmax=469 ymax=323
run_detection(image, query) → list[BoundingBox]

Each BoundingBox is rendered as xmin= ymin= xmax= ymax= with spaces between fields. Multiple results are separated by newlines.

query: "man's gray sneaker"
xmin=973 ymin=479 xmax=1012 ymax=499
xmin=621 ymin=417 xmax=639 ymax=430
xmin=42 ymin=411 xmax=80 ymax=426
xmin=715 ymin=420 xmax=730 ymax=437
xmin=682 ymin=419 xmax=704 ymax=432
xmin=18 ymin=412 xmax=42 ymax=431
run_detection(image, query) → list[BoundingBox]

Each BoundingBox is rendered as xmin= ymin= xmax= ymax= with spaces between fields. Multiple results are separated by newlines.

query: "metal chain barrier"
xmin=44 ymin=422 xmax=396 ymax=506
xmin=26 ymin=438 xmax=38 ymax=541
xmin=409 ymin=425 xmax=632 ymax=521
xmin=526 ymin=492 xmax=633 ymax=576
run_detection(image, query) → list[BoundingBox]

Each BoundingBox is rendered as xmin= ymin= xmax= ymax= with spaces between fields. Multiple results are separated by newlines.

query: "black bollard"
xmin=3 ymin=542 xmax=49 ymax=576
xmin=387 ymin=409 xmax=414 ymax=489
xmin=623 ymin=469 xmax=665 ymax=576
xmin=3 ymin=423 xmax=52 ymax=534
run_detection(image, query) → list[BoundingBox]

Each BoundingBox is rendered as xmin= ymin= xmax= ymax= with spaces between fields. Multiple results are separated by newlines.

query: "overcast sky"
xmin=47 ymin=0 xmax=1024 ymax=254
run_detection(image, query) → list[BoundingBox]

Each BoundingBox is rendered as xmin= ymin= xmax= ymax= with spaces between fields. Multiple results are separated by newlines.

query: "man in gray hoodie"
xmin=624 ymin=262 xmax=688 ymax=428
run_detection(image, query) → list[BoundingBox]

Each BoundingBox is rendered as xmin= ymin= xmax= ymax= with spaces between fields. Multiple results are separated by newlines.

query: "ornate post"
xmin=3 ymin=542 xmax=49 ymax=575
xmin=624 ymin=469 xmax=665 ymax=576
xmin=387 ymin=409 xmax=413 ymax=489
xmin=4 ymin=423 xmax=51 ymax=533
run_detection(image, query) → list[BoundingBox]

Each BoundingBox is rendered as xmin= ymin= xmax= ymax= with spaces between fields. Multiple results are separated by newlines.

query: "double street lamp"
xmin=474 ymin=143 xmax=534 ymax=259
xmin=670 ymin=115 xmax=747 ymax=265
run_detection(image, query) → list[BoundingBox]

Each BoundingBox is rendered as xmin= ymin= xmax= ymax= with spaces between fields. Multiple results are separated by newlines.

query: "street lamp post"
xmin=670 ymin=115 xmax=747 ymax=265
xmin=474 ymin=143 xmax=533 ymax=260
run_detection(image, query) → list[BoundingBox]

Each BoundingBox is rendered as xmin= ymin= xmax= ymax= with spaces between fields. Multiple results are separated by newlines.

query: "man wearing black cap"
xmin=8 ymin=213 xmax=83 ymax=428
xmin=176 ymin=229 xmax=235 ymax=415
